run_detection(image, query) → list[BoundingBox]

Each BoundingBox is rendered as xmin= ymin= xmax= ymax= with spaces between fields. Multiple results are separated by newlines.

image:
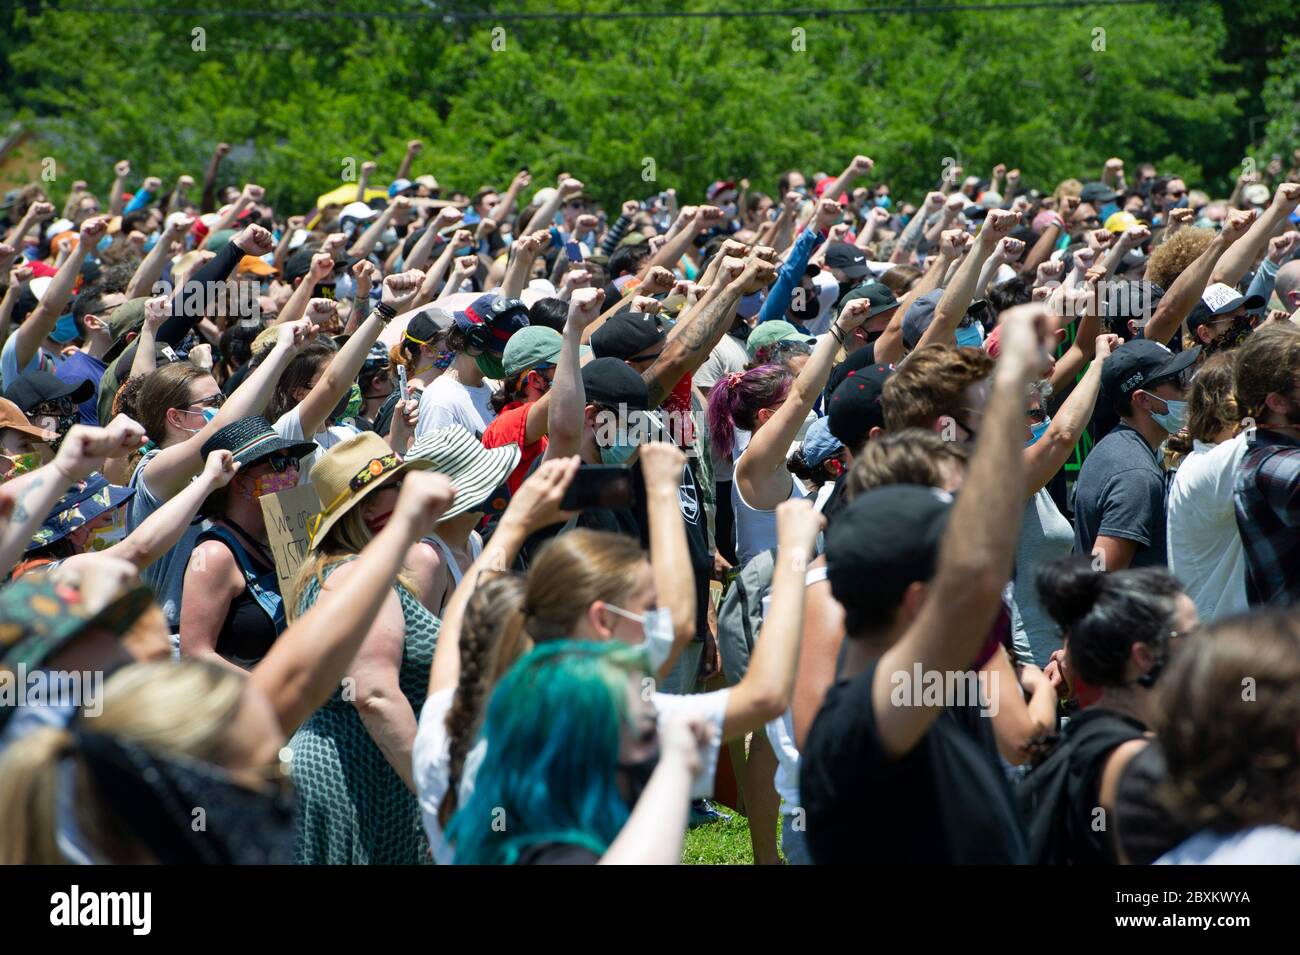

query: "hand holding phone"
xmin=398 ymin=364 xmax=409 ymax=403
xmin=560 ymin=465 xmax=635 ymax=511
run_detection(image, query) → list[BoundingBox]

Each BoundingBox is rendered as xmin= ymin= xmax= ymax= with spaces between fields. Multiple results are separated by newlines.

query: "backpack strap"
xmin=197 ymin=525 xmax=287 ymax=634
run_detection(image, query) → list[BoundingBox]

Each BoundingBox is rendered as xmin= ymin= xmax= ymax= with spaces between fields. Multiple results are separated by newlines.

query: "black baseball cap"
xmin=1080 ymin=181 xmax=1121 ymax=205
xmin=824 ymin=242 xmax=870 ymax=280
xmin=826 ymin=484 xmax=953 ymax=621
xmin=4 ymin=370 xmax=94 ymax=414
xmin=836 ymin=280 xmax=898 ymax=320
xmin=581 ymin=357 xmax=649 ymax=411
xmin=591 ymin=310 xmax=665 ymax=362
xmin=827 ymin=362 xmax=894 ymax=451
xmin=1101 ymin=338 xmax=1201 ymax=403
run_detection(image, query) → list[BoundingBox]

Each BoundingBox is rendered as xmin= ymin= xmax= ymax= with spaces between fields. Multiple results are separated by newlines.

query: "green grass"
xmin=681 ymin=804 xmax=755 ymax=865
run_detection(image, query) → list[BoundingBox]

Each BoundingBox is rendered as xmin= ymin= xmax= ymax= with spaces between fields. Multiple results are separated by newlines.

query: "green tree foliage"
xmin=0 ymin=0 xmax=1291 ymax=212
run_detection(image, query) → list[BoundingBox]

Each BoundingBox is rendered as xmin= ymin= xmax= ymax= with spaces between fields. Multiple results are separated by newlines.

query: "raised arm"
xmin=1212 ymin=182 xmax=1300 ymax=288
xmin=252 ymin=472 xmax=454 ymax=735
xmin=427 ymin=456 xmax=581 ymax=696
xmin=1027 ymin=333 xmax=1118 ymax=494
xmin=873 ymin=304 xmax=1052 ymax=758
xmin=721 ymin=499 xmax=824 ymax=739
xmin=541 ymin=287 xmax=602 ymax=458
xmin=349 ymin=196 xmax=410 ymax=261
xmin=1143 ymin=208 xmax=1254 ymax=347
xmin=11 ymin=216 xmax=106 ymax=370
xmin=199 ymin=183 xmax=263 ymax=250
xmin=917 ymin=208 xmax=1017 ymax=351
xmin=736 ymin=297 xmax=872 ymax=510
xmin=107 ymin=160 xmax=130 ymax=217
xmin=395 ymin=140 xmax=422 ymax=184
xmin=0 ymin=417 xmax=147 ymax=579
xmin=126 ymin=213 xmax=193 ymax=299
xmin=639 ymin=442 xmax=696 ymax=680
xmin=403 ymin=207 xmax=461 ymax=274
xmin=200 ymin=143 xmax=230 ymax=214
xmin=819 ymin=155 xmax=874 ymax=212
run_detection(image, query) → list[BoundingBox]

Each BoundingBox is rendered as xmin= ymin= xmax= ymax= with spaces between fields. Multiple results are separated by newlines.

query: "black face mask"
xmin=789 ymin=288 xmax=820 ymax=323
xmin=1203 ymin=315 xmax=1253 ymax=356
xmin=74 ymin=728 xmax=298 ymax=864
xmin=616 ymin=753 xmax=658 ymax=811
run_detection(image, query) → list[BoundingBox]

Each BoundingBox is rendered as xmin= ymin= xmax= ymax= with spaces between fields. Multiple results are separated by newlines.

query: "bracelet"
xmin=373 ymin=301 xmax=397 ymax=323
xmin=830 ymin=323 xmax=846 ymax=345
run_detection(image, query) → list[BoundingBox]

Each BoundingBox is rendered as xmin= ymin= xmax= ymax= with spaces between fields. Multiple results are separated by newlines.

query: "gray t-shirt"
xmin=1072 ymin=423 xmax=1168 ymax=567
xmin=1014 ymin=488 xmax=1076 ymax=666
xmin=127 ymin=449 xmax=209 ymax=631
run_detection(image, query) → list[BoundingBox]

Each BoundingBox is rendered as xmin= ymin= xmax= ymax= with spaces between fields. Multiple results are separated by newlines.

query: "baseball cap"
xmin=827 ymin=363 xmax=893 ymax=450
xmin=1080 ymin=181 xmax=1121 ymax=205
xmin=581 ymin=357 xmax=649 ymax=411
xmin=502 ymin=325 xmax=563 ymax=378
xmin=823 ymin=242 xmax=869 ymax=280
xmin=1104 ymin=210 xmax=1139 ymax=233
xmin=836 ymin=280 xmax=898 ymax=320
xmin=825 ymin=484 xmax=954 ymax=620
xmin=800 ymin=416 xmax=844 ymax=468
xmin=1101 ymin=338 xmax=1202 ymax=403
xmin=340 ymin=201 xmax=379 ymax=221
xmin=237 ymin=255 xmax=276 ymax=278
xmin=1243 ymin=183 xmax=1271 ymax=207
xmin=901 ymin=288 xmax=944 ymax=349
xmin=453 ymin=293 xmax=530 ymax=355
xmin=388 ymin=178 xmax=414 ymax=198
xmin=706 ymin=180 xmax=737 ymax=203
xmin=591 ymin=311 xmax=665 ymax=362
xmin=814 ymin=178 xmax=850 ymax=206
xmin=4 ymin=370 xmax=94 ymax=414
xmin=1186 ymin=282 xmax=1265 ymax=332
xmin=404 ymin=308 xmax=453 ymax=346
xmin=746 ymin=320 xmax=816 ymax=361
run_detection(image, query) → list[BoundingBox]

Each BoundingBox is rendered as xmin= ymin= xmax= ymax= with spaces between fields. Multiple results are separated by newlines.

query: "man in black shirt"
xmin=800 ymin=304 xmax=1054 ymax=864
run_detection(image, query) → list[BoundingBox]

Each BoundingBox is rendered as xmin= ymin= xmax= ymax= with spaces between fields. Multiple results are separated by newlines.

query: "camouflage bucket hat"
xmin=26 ymin=473 xmax=134 ymax=553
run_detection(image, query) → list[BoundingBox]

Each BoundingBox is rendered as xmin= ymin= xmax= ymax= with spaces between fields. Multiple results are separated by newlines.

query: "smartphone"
xmin=564 ymin=240 xmax=583 ymax=264
xmin=398 ymin=364 xmax=409 ymax=403
xmin=560 ymin=465 xmax=635 ymax=511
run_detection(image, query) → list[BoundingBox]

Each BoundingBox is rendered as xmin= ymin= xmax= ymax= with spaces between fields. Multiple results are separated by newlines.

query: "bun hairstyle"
xmin=1036 ymin=558 xmax=1183 ymax=688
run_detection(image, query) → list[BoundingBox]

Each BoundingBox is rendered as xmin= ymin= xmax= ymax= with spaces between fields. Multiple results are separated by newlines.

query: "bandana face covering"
xmin=476 ymin=352 xmax=505 ymax=379
xmin=73 ymin=728 xmax=298 ymax=865
xmin=247 ymin=471 xmax=299 ymax=499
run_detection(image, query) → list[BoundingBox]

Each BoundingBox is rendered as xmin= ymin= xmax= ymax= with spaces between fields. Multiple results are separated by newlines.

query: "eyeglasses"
xmin=1027 ymin=407 xmax=1048 ymax=423
xmin=33 ymin=398 xmax=75 ymax=418
xmin=183 ymin=392 xmax=226 ymax=411
xmin=1166 ymin=189 xmax=1187 ymax=199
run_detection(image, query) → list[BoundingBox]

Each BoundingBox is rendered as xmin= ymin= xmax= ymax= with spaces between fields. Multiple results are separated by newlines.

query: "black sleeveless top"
xmin=200 ymin=520 xmax=281 ymax=670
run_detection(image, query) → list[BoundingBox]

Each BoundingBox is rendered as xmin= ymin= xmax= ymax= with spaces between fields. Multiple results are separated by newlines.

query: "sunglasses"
xmin=184 ymin=392 xmax=226 ymax=411
xmin=1166 ymin=190 xmax=1187 ymax=199
xmin=264 ymin=454 xmax=298 ymax=472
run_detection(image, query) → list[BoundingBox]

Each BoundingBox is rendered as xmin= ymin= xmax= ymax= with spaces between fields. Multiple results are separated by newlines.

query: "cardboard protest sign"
xmin=259 ymin=483 xmax=323 ymax=596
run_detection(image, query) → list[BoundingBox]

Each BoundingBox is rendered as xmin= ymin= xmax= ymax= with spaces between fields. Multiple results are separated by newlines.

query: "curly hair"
xmin=882 ymin=344 xmax=995 ymax=432
xmin=1155 ymin=611 xmax=1300 ymax=833
xmin=1145 ymin=227 xmax=1214 ymax=291
xmin=1164 ymin=352 xmax=1238 ymax=467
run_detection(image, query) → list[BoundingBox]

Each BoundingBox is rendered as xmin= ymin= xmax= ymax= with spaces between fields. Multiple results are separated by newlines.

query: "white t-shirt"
xmin=274 ymin=405 xmax=358 ymax=481
xmin=694 ymin=334 xmax=748 ymax=391
xmin=1166 ymin=434 xmax=1248 ymax=622
xmin=416 ymin=374 xmax=495 ymax=438
xmin=412 ymin=684 xmax=729 ymax=864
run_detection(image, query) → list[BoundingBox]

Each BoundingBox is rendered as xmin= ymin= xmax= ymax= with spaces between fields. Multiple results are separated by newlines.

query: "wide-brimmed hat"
xmin=0 ymin=396 xmax=56 ymax=443
xmin=405 ymin=426 xmax=520 ymax=519
xmin=307 ymin=431 xmax=432 ymax=549
xmin=200 ymin=415 xmax=317 ymax=471
xmin=27 ymin=473 xmax=135 ymax=553
xmin=0 ymin=572 xmax=154 ymax=673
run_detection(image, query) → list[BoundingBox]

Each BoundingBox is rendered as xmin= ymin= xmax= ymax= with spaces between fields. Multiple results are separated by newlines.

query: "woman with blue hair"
xmin=446 ymin=641 xmax=708 ymax=865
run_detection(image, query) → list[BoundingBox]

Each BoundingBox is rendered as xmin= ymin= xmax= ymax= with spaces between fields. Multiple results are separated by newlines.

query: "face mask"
xmin=1026 ymin=416 xmax=1052 ymax=447
xmin=875 ymin=195 xmax=892 ymax=209
xmin=432 ymin=349 xmax=455 ymax=371
xmin=1204 ymin=315 xmax=1253 ymax=355
xmin=476 ymin=352 xmax=505 ymax=379
xmin=599 ymin=441 xmax=638 ymax=466
xmin=605 ymin=604 xmax=675 ymax=672
xmin=789 ymin=289 xmax=820 ymax=322
xmin=84 ymin=516 xmax=127 ymax=552
xmin=721 ymin=202 xmax=737 ymax=219
xmin=616 ymin=753 xmax=658 ymax=811
xmin=35 ymin=413 xmax=78 ymax=451
xmin=247 ymin=471 xmax=298 ymax=499
xmin=331 ymin=382 xmax=361 ymax=421
xmin=334 ymin=272 xmax=355 ymax=301
xmin=178 ymin=406 xmax=218 ymax=435
xmin=955 ymin=323 xmax=984 ymax=348
xmin=1150 ymin=396 xmax=1189 ymax=434
xmin=96 ymin=235 xmax=113 ymax=254
xmin=1 ymin=450 xmax=42 ymax=478
xmin=51 ymin=312 xmax=80 ymax=345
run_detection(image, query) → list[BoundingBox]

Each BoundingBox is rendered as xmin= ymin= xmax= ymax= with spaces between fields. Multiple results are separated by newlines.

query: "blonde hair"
xmin=288 ymin=505 xmax=415 ymax=621
xmin=0 ymin=661 xmax=245 ymax=864
xmin=524 ymin=530 xmax=649 ymax=641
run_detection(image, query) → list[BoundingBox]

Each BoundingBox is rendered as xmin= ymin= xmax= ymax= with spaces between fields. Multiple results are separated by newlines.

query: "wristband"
xmin=830 ymin=323 xmax=846 ymax=345
xmin=374 ymin=301 xmax=397 ymax=323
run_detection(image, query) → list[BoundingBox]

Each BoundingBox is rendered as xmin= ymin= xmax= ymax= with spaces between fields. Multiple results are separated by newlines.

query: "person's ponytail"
xmin=0 ymin=727 xmax=74 ymax=864
xmin=705 ymin=363 xmax=792 ymax=465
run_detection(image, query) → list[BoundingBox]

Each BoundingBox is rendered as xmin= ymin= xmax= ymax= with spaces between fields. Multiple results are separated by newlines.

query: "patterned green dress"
xmin=289 ymin=560 xmax=438 ymax=864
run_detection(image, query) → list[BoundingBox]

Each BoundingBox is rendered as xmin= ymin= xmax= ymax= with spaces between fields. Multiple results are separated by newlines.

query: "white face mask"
xmin=603 ymin=603 xmax=675 ymax=672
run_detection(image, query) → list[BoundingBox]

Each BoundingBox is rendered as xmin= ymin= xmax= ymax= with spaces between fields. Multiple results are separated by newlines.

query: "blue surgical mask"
xmin=955 ymin=323 xmax=983 ymax=348
xmin=179 ymin=406 xmax=218 ymax=434
xmin=51 ymin=312 xmax=80 ymax=344
xmin=1150 ymin=397 xmax=1188 ymax=434
xmin=599 ymin=442 xmax=637 ymax=466
xmin=1026 ymin=417 xmax=1052 ymax=446
xmin=874 ymin=195 xmax=892 ymax=210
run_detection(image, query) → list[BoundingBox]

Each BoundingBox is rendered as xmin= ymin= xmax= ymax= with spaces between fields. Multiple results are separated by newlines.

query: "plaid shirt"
xmin=1233 ymin=428 xmax=1300 ymax=607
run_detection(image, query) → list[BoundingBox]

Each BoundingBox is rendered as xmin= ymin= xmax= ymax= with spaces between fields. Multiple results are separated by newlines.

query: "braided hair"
xmin=438 ymin=572 xmax=531 ymax=827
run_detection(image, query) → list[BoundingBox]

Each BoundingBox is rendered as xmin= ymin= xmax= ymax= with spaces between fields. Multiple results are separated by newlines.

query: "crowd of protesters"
xmin=0 ymin=138 xmax=1298 ymax=865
